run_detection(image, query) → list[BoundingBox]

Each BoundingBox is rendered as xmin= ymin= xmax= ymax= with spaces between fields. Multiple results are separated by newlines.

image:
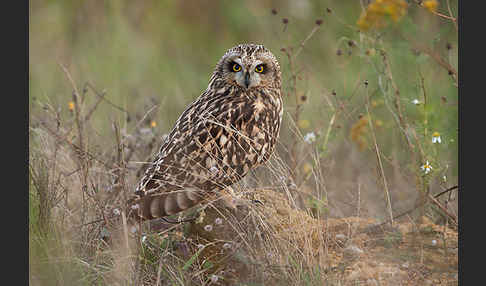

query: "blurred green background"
xmin=30 ymin=1 xmax=369 ymax=123
xmin=29 ymin=0 xmax=458 ymax=217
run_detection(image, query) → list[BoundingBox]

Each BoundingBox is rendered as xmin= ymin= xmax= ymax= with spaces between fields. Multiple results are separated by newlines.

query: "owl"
xmin=127 ymin=43 xmax=283 ymax=222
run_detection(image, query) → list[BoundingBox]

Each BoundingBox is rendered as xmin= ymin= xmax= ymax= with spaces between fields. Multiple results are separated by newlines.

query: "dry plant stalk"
xmin=364 ymin=83 xmax=394 ymax=226
xmin=29 ymin=6 xmax=458 ymax=284
xmin=280 ymin=20 xmax=321 ymax=186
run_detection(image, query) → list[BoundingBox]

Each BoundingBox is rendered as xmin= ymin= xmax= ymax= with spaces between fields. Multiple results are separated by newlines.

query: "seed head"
xmin=282 ymin=18 xmax=289 ymax=24
xmin=315 ymin=19 xmax=323 ymax=26
xmin=365 ymin=48 xmax=376 ymax=57
xmin=271 ymin=8 xmax=277 ymax=15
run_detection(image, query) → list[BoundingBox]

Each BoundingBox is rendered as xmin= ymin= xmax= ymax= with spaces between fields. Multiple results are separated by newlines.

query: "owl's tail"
xmin=127 ymin=188 xmax=204 ymax=221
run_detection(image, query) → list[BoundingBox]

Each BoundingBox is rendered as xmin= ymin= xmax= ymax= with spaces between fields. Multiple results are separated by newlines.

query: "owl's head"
xmin=212 ymin=44 xmax=281 ymax=90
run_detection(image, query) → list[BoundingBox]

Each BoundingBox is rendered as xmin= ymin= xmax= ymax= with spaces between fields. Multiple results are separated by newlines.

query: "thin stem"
xmin=365 ymin=83 xmax=394 ymax=226
xmin=293 ymin=26 xmax=320 ymax=59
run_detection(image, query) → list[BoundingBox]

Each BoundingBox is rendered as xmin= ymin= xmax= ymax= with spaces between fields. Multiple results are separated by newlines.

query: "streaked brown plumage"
xmin=127 ymin=44 xmax=282 ymax=221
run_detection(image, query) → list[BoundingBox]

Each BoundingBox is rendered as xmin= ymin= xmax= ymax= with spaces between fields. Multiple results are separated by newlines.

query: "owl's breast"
xmin=139 ymin=88 xmax=282 ymax=193
xmin=225 ymin=90 xmax=282 ymax=166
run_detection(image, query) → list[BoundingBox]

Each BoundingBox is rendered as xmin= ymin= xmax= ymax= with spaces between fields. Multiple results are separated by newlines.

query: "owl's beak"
xmin=244 ymin=72 xmax=251 ymax=88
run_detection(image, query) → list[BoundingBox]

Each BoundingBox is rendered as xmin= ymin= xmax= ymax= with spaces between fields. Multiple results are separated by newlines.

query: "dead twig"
xmin=293 ymin=25 xmax=320 ymax=59
xmin=406 ymin=38 xmax=458 ymax=86
xmin=363 ymin=186 xmax=458 ymax=233
xmin=428 ymin=193 xmax=457 ymax=226
xmin=434 ymin=185 xmax=458 ymax=199
xmin=85 ymin=82 xmax=129 ymax=115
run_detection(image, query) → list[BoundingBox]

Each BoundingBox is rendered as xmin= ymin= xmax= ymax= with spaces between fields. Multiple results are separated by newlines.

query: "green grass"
xmin=29 ymin=0 xmax=458 ymax=284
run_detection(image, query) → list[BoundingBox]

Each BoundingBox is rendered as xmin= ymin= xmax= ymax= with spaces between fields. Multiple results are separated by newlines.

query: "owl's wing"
xmin=129 ymin=89 xmax=257 ymax=220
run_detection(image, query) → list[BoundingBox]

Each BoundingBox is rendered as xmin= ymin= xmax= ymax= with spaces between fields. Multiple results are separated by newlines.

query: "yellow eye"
xmin=232 ymin=63 xmax=241 ymax=72
xmin=255 ymin=64 xmax=264 ymax=73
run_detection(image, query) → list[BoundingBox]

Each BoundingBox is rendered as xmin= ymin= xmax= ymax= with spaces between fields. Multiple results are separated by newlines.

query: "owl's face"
xmin=214 ymin=44 xmax=281 ymax=90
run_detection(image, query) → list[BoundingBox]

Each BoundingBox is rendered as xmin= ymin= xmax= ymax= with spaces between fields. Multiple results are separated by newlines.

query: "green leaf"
xmin=202 ymin=260 xmax=214 ymax=269
xmin=182 ymin=246 xmax=205 ymax=271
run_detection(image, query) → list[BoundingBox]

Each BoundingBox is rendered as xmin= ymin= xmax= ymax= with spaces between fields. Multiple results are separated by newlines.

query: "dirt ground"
xmin=141 ymin=188 xmax=458 ymax=285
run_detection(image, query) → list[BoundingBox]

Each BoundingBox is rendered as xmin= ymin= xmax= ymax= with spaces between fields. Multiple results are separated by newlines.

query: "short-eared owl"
xmin=128 ymin=44 xmax=282 ymax=221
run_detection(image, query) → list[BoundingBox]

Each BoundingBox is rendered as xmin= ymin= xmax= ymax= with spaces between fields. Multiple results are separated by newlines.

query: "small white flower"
xmin=204 ymin=224 xmax=213 ymax=232
xmin=432 ymin=132 xmax=441 ymax=144
xmin=431 ymin=239 xmax=437 ymax=246
xmin=209 ymin=166 xmax=219 ymax=174
xmin=112 ymin=208 xmax=121 ymax=216
xmin=141 ymin=235 xmax=147 ymax=243
xmin=223 ymin=242 xmax=232 ymax=249
xmin=412 ymin=99 xmax=421 ymax=105
xmin=210 ymin=274 xmax=219 ymax=283
xmin=443 ymin=175 xmax=447 ymax=182
xmin=303 ymin=132 xmax=316 ymax=144
xmin=214 ymin=217 xmax=223 ymax=225
xmin=131 ymin=204 xmax=139 ymax=210
xmin=421 ymin=161 xmax=433 ymax=174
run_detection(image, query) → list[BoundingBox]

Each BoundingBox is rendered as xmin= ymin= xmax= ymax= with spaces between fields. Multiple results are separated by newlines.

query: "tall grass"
xmin=29 ymin=0 xmax=458 ymax=284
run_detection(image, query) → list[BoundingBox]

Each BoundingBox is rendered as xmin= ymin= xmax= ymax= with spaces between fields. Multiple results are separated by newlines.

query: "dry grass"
xmin=29 ymin=1 xmax=458 ymax=285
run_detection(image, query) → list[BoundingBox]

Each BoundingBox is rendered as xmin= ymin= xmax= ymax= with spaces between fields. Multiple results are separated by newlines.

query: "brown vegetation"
xmin=29 ymin=1 xmax=458 ymax=285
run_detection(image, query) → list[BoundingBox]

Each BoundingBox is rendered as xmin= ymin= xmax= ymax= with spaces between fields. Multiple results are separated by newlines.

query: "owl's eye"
xmin=255 ymin=64 xmax=265 ymax=73
xmin=232 ymin=63 xmax=242 ymax=72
